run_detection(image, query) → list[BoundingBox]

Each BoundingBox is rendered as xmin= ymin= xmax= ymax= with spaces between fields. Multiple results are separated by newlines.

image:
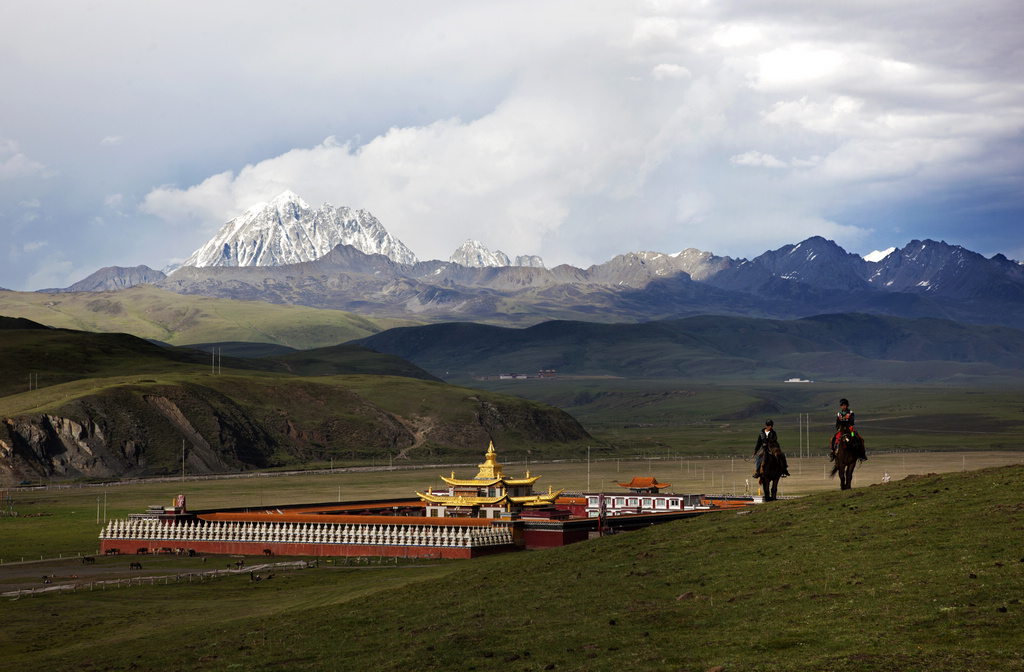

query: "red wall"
xmin=101 ymin=539 xmax=515 ymax=560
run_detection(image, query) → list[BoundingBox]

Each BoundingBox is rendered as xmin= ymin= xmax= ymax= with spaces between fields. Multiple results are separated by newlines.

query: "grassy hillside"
xmin=0 ymin=371 xmax=593 ymax=483
xmin=260 ymin=344 xmax=441 ymax=380
xmin=2 ymin=464 xmax=1022 ymax=671
xmin=0 ymin=321 xmax=592 ymax=484
xmin=0 ymin=285 xmax=416 ymax=348
xmin=352 ymin=314 xmax=1024 ymax=384
xmin=0 ymin=319 xmax=437 ymax=397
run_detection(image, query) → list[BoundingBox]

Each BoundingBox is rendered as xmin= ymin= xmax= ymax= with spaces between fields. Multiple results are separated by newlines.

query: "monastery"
xmin=99 ymin=442 xmax=753 ymax=559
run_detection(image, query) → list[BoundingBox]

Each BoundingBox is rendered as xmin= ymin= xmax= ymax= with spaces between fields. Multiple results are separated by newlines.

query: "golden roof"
xmin=441 ymin=476 xmax=503 ymax=487
xmin=416 ymin=492 xmax=507 ymax=506
xmin=420 ymin=442 xmax=552 ymax=509
xmin=503 ymin=475 xmax=541 ymax=486
xmin=509 ymin=485 xmax=563 ymax=505
xmin=438 ymin=442 xmax=540 ymax=487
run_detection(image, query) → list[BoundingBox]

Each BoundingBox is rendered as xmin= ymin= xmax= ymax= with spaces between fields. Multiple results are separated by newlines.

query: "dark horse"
xmin=759 ymin=440 xmax=786 ymax=501
xmin=830 ymin=432 xmax=867 ymax=490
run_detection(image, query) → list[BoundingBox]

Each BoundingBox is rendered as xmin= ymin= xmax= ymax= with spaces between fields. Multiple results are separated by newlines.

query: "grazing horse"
xmin=129 ymin=561 xmax=142 ymax=570
xmin=830 ymin=432 xmax=867 ymax=490
xmin=759 ymin=440 xmax=786 ymax=501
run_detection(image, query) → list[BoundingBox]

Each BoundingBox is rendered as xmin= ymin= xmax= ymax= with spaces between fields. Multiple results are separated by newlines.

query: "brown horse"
xmin=830 ymin=432 xmax=867 ymax=490
xmin=759 ymin=440 xmax=786 ymax=501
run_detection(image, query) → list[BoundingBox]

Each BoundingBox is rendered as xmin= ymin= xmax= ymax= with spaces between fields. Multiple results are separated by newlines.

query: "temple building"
xmin=616 ymin=476 xmax=671 ymax=494
xmin=418 ymin=442 xmax=562 ymax=518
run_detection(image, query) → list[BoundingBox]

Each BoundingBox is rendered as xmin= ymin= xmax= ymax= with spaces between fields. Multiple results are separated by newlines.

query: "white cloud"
xmin=730 ymin=151 xmax=788 ymax=169
xmin=652 ymin=63 xmax=691 ymax=80
xmin=143 ymin=81 xmax=652 ymax=261
xmin=101 ymin=135 xmax=124 ymax=145
xmin=0 ymin=139 xmax=48 ymax=180
xmin=755 ymin=46 xmax=849 ymax=91
xmin=23 ymin=240 xmax=47 ymax=252
xmin=712 ymin=24 xmax=761 ymax=48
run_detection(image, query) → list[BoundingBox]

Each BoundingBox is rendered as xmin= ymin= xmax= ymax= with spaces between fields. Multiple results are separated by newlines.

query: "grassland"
xmin=2 ymin=451 xmax=1022 ymax=562
xmin=470 ymin=378 xmax=1024 ymax=459
xmin=0 ymin=285 xmax=416 ymax=348
xmin=2 ymin=462 xmax=1023 ymax=671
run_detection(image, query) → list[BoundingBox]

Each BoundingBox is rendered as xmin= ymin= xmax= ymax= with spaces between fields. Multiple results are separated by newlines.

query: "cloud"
xmin=23 ymin=240 xmax=47 ymax=252
xmin=652 ymin=63 xmax=691 ymax=80
xmin=142 ymin=81 xmax=652 ymax=262
xmin=730 ymin=151 xmax=788 ymax=169
xmin=3 ymin=1 xmax=1023 ymax=291
xmin=0 ymin=139 xmax=48 ymax=180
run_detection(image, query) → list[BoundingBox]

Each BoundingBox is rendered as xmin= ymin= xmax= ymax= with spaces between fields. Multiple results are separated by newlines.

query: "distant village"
xmin=479 ymin=370 xmax=558 ymax=381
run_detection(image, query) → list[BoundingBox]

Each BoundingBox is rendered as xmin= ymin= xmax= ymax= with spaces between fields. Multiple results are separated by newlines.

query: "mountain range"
xmin=41 ymin=192 xmax=1024 ymax=329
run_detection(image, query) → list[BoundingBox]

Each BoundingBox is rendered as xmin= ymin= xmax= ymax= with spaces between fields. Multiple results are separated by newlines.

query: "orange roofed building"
xmin=418 ymin=442 xmax=563 ymax=519
xmin=616 ymin=476 xmax=671 ymax=493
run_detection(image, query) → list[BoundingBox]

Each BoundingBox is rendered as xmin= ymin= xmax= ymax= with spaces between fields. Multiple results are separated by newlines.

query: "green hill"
xmin=0 ymin=285 xmax=415 ymax=348
xmin=0 ymin=318 xmax=438 ymax=396
xmin=0 ymin=321 xmax=591 ymax=484
xmin=2 ymin=464 xmax=1021 ymax=671
xmin=351 ymin=314 xmax=1024 ymax=383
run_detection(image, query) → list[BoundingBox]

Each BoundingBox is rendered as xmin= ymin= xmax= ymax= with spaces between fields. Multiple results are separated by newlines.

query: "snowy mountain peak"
xmin=451 ymin=240 xmax=510 ymax=267
xmin=272 ymin=189 xmax=305 ymax=205
xmin=864 ymin=247 xmax=896 ymax=262
xmin=178 ymin=191 xmax=417 ymax=269
xmin=449 ymin=240 xmax=544 ymax=268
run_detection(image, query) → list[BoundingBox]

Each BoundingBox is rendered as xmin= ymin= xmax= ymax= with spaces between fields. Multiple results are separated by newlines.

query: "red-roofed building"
xmin=616 ymin=476 xmax=671 ymax=493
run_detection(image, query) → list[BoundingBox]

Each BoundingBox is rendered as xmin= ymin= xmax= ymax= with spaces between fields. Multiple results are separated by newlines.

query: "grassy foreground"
xmin=3 ymin=463 xmax=1023 ymax=671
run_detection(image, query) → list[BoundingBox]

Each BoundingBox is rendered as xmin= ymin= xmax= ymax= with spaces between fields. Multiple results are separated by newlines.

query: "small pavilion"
xmin=616 ymin=476 xmax=671 ymax=494
xmin=418 ymin=442 xmax=562 ymax=518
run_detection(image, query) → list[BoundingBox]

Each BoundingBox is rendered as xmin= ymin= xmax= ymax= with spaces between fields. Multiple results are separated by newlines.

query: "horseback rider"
xmin=753 ymin=419 xmax=790 ymax=478
xmin=830 ymin=398 xmax=865 ymax=461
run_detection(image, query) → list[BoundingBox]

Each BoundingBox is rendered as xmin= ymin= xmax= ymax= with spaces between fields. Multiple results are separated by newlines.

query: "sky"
xmin=1 ymin=1 xmax=1022 ymax=291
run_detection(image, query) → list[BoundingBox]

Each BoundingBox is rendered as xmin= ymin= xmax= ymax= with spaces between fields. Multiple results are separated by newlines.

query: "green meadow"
xmin=2 ymin=462 xmax=1023 ymax=671
xmin=475 ymin=378 xmax=1024 ymax=458
xmin=0 ymin=285 xmax=414 ymax=348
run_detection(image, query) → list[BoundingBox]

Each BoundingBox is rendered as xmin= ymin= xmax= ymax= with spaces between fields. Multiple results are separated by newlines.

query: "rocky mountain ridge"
xmin=42 ymin=235 xmax=1024 ymax=329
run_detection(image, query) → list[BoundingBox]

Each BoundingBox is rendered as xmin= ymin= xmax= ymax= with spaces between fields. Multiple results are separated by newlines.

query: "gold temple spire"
xmin=474 ymin=441 xmax=506 ymax=480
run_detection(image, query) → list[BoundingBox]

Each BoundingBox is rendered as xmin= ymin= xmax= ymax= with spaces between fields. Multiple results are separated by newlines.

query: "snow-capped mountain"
xmin=179 ymin=191 xmax=418 ymax=269
xmin=864 ymin=247 xmax=896 ymax=263
xmin=449 ymin=240 xmax=545 ymax=268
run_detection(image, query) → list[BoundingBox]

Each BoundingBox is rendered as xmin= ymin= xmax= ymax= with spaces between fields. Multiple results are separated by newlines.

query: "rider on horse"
xmin=830 ymin=398 xmax=866 ymax=462
xmin=753 ymin=419 xmax=790 ymax=478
